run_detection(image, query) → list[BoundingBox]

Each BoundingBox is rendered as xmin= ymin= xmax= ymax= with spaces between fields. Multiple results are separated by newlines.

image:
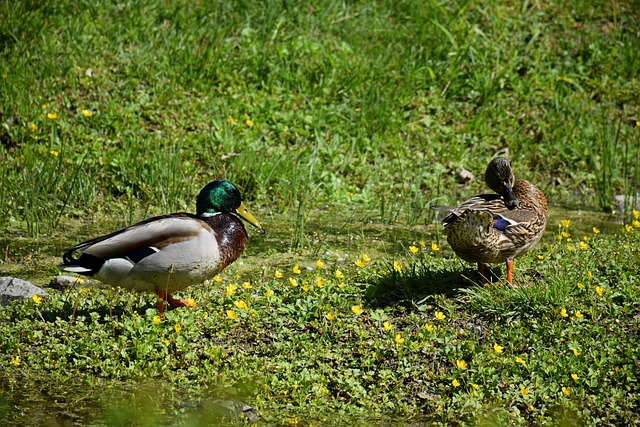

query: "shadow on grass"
xmin=38 ymin=288 xmax=154 ymax=324
xmin=364 ymin=262 xmax=489 ymax=308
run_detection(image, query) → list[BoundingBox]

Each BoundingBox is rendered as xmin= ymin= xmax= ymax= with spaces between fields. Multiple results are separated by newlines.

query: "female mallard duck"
xmin=433 ymin=157 xmax=548 ymax=285
xmin=59 ymin=180 xmax=262 ymax=313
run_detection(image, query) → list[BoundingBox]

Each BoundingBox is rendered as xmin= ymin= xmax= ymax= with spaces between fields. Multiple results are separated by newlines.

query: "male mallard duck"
xmin=433 ymin=157 xmax=548 ymax=285
xmin=59 ymin=180 xmax=262 ymax=313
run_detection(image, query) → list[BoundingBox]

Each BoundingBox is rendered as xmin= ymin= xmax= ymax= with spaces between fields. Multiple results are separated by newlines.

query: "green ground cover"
xmin=1 ymin=0 xmax=640 ymax=425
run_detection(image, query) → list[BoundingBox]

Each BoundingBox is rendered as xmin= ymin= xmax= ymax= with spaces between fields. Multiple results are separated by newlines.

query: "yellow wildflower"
xmin=163 ymin=339 xmax=170 ymax=346
xmin=571 ymin=373 xmax=579 ymax=381
xmin=575 ymin=311 xmax=583 ymax=319
xmin=316 ymin=276 xmax=325 ymax=287
xmin=315 ymin=260 xmax=325 ymax=269
xmin=361 ymin=254 xmax=371 ymax=262
xmin=234 ymin=300 xmax=249 ymax=310
xmin=264 ymin=289 xmax=275 ymax=297
xmin=562 ymin=231 xmax=570 ymax=238
xmin=592 ymin=227 xmax=600 ymax=234
xmin=562 ymin=386 xmax=571 ymax=396
xmin=561 ymin=219 xmax=570 ymax=228
xmin=409 ymin=245 xmax=419 ymax=254
xmin=383 ymin=321 xmax=393 ymax=331
xmin=335 ymin=269 xmax=344 ymax=279
xmin=292 ymin=265 xmax=301 ymax=274
xmin=393 ymin=260 xmax=402 ymax=272
xmin=242 ymin=282 xmax=252 ymax=289
xmin=633 ymin=220 xmax=640 ymax=228
xmin=471 ymin=383 xmax=480 ymax=390
xmin=153 ymin=315 xmax=162 ymax=323
xmin=586 ymin=271 xmax=593 ymax=279
xmin=560 ymin=308 xmax=568 ymax=317
xmin=394 ymin=334 xmax=405 ymax=344
xmin=579 ymin=241 xmax=588 ymax=250
xmin=213 ymin=275 xmax=223 ymax=283
xmin=226 ymin=310 xmax=237 ymax=320
xmin=42 ymin=104 xmax=47 ymax=109
xmin=424 ymin=323 xmax=435 ymax=332
xmin=338 ymin=283 xmax=345 ymax=289
xmin=431 ymin=242 xmax=440 ymax=251
xmin=572 ymin=348 xmax=581 ymax=356
xmin=493 ymin=343 xmax=503 ymax=353
xmin=11 ymin=356 xmax=20 ymax=367
xmin=186 ymin=298 xmax=196 ymax=307
xmin=633 ymin=209 xmax=640 ymax=220
xmin=625 ymin=224 xmax=633 ymax=233
xmin=29 ymin=123 xmax=37 ymax=131
xmin=226 ymin=116 xmax=237 ymax=124
xmin=566 ymin=244 xmax=574 ymax=252
xmin=577 ymin=282 xmax=585 ymax=289
xmin=325 ymin=313 xmax=335 ymax=321
xmin=452 ymin=379 xmax=460 ymax=387
xmin=81 ymin=109 xmax=92 ymax=117
xmin=456 ymin=359 xmax=467 ymax=369
xmin=355 ymin=258 xmax=366 ymax=268
xmin=351 ymin=305 xmax=364 ymax=315
xmin=301 ymin=285 xmax=310 ymax=292
xmin=419 ymin=241 xmax=426 ymax=247
xmin=289 ymin=277 xmax=298 ymax=287
xmin=435 ymin=311 xmax=446 ymax=321
xmin=47 ymin=112 xmax=58 ymax=120
xmin=32 ymin=295 xmax=42 ymax=305
xmin=515 ymin=356 xmax=525 ymax=364
xmin=595 ymin=286 xmax=604 ymax=297
xmin=274 ymin=270 xmax=283 ymax=279
xmin=225 ymin=284 xmax=238 ymax=295
xmin=245 ymin=118 xmax=253 ymax=127
xmin=174 ymin=324 xmax=182 ymax=334
xmin=50 ymin=149 xmax=59 ymax=157
xmin=521 ymin=387 xmax=529 ymax=397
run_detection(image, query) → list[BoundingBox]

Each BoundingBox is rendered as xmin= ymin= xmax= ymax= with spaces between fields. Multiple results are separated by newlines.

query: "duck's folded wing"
xmin=62 ymin=213 xmax=210 ymax=265
xmin=433 ymin=194 xmax=502 ymax=227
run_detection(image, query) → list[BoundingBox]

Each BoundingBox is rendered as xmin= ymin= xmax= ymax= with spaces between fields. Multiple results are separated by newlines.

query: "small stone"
xmin=0 ymin=277 xmax=47 ymax=307
xmin=49 ymin=275 xmax=82 ymax=290
xmin=457 ymin=168 xmax=475 ymax=184
xmin=612 ymin=195 xmax=640 ymax=214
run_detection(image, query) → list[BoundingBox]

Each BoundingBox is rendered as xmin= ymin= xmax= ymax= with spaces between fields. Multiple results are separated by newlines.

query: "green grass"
xmin=1 ymin=221 xmax=640 ymax=425
xmin=1 ymin=0 xmax=640 ymax=425
xmin=2 ymin=0 xmax=640 ymax=232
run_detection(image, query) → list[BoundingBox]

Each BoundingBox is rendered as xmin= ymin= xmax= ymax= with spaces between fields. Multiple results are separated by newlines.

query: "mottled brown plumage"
xmin=433 ymin=158 xmax=548 ymax=285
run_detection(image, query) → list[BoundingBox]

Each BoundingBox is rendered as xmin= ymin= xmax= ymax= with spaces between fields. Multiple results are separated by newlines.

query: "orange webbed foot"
xmin=156 ymin=291 xmax=196 ymax=315
xmin=166 ymin=293 xmax=196 ymax=308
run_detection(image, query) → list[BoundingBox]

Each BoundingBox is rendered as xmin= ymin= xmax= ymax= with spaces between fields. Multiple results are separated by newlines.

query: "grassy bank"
xmin=1 ymin=0 xmax=639 ymax=234
xmin=1 ymin=0 xmax=640 ymax=425
xmin=1 ymin=218 xmax=640 ymax=425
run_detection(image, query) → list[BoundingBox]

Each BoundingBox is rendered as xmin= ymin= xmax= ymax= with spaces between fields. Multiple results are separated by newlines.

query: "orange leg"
xmin=156 ymin=290 xmax=166 ymax=315
xmin=478 ymin=262 xmax=488 ymax=285
xmin=506 ymin=259 xmax=514 ymax=286
xmin=156 ymin=290 xmax=195 ymax=315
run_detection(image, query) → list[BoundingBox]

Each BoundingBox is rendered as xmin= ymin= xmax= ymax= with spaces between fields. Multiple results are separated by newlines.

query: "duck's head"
xmin=485 ymin=157 xmax=517 ymax=209
xmin=196 ymin=180 xmax=263 ymax=230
